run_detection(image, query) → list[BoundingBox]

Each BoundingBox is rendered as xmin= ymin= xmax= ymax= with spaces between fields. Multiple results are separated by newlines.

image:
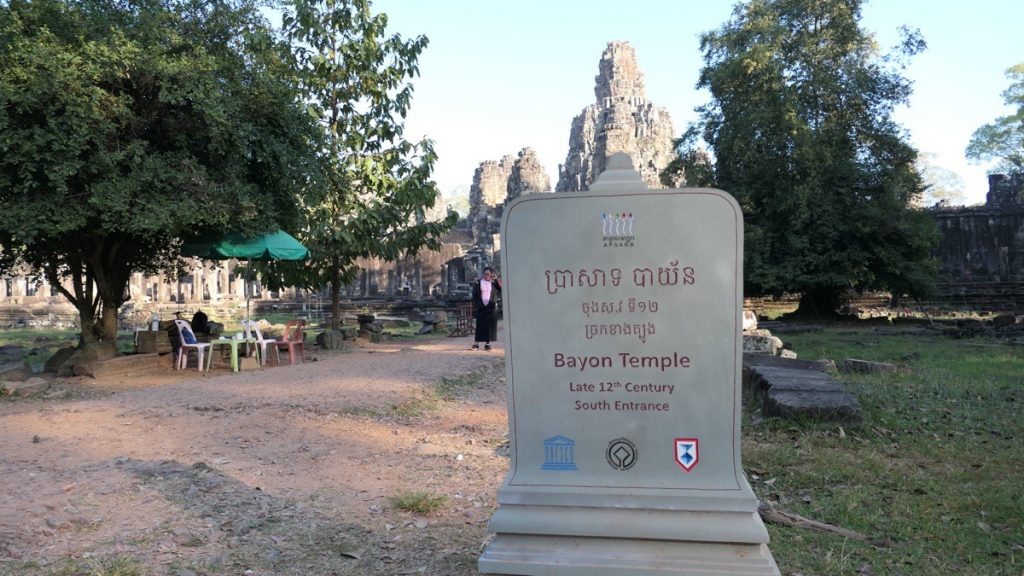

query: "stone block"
xmin=744 ymin=364 xmax=863 ymax=425
xmin=764 ymin=388 xmax=863 ymax=425
xmin=0 ymin=361 xmax=34 ymax=382
xmin=743 ymin=352 xmax=833 ymax=372
xmin=136 ymin=331 xmax=173 ymax=354
xmin=316 ymin=329 xmax=346 ymax=350
xmin=742 ymin=333 xmax=783 ymax=355
xmin=3 ymin=376 xmax=51 ymax=397
xmin=72 ymin=354 xmax=162 ymax=379
xmin=742 ymin=309 xmax=758 ymax=331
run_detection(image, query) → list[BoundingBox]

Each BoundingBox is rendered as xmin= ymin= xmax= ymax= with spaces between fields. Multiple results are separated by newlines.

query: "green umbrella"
xmin=180 ymin=229 xmax=308 ymax=261
xmin=180 ymin=229 xmax=308 ymax=318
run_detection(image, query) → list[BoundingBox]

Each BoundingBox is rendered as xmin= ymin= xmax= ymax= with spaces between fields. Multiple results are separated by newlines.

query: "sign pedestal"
xmin=479 ymin=154 xmax=779 ymax=575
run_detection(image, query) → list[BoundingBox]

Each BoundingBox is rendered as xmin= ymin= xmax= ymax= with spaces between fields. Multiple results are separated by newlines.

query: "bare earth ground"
xmin=0 ymin=336 xmax=509 ymax=575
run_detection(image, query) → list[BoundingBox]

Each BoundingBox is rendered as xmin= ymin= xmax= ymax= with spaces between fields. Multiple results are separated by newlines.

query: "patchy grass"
xmin=87 ymin=554 xmax=146 ymax=576
xmin=339 ymin=369 xmax=495 ymax=423
xmin=746 ymin=326 xmax=1023 ymax=575
xmin=389 ymin=490 xmax=448 ymax=514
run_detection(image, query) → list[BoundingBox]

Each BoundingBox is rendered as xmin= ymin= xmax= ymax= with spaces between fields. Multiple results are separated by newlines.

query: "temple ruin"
xmin=556 ymin=41 xmax=677 ymax=192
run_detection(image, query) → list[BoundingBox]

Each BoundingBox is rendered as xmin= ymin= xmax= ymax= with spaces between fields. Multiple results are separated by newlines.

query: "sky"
xmin=368 ymin=0 xmax=1024 ymax=206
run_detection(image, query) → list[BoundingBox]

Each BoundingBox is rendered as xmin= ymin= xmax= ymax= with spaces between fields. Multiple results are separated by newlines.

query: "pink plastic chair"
xmin=173 ymin=319 xmax=210 ymax=371
xmin=274 ymin=319 xmax=306 ymax=365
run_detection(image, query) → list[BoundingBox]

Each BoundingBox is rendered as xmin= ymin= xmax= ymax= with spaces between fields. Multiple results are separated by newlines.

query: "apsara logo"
xmin=601 ymin=212 xmax=635 ymax=247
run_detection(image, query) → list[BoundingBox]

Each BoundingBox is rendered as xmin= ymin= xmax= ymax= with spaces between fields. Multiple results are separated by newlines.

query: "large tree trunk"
xmin=793 ymin=287 xmax=846 ymax=319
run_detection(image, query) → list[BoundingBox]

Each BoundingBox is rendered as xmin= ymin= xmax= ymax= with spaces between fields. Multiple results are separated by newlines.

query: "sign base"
xmin=479 ymin=498 xmax=779 ymax=575
xmin=481 ymin=534 xmax=778 ymax=575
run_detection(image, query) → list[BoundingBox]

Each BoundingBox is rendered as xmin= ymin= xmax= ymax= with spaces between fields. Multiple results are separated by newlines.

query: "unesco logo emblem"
xmin=605 ymin=437 xmax=638 ymax=470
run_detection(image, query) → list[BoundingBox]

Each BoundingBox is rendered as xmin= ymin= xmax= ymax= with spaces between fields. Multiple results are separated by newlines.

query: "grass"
xmin=746 ymin=326 xmax=1024 ymax=575
xmin=389 ymin=490 xmax=448 ymax=514
xmin=0 ymin=327 xmax=78 ymax=371
xmin=339 ymin=371 xmax=491 ymax=422
xmin=4 ymin=554 xmax=148 ymax=576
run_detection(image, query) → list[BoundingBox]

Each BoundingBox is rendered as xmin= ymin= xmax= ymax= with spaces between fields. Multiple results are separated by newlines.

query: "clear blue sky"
xmin=370 ymin=0 xmax=1023 ymax=206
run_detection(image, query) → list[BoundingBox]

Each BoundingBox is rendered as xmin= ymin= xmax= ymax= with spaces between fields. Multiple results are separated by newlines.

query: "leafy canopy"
xmin=966 ymin=63 xmax=1024 ymax=175
xmin=279 ymin=0 xmax=456 ymax=326
xmin=680 ymin=0 xmax=938 ymax=313
xmin=0 ymin=0 xmax=316 ymax=343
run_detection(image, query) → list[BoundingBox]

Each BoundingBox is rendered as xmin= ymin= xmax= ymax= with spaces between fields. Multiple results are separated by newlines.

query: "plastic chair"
xmin=173 ymin=319 xmax=211 ymax=371
xmin=243 ymin=319 xmax=279 ymax=366
xmin=275 ymin=319 xmax=306 ymax=365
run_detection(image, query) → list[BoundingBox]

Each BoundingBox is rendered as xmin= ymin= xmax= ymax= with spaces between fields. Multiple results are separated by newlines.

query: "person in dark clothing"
xmin=471 ymin=267 xmax=501 ymax=350
xmin=191 ymin=309 xmax=209 ymax=335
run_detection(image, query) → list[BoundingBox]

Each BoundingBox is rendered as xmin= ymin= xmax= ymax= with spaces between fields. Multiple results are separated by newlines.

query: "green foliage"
xmin=389 ymin=490 xmax=447 ymax=514
xmin=679 ymin=0 xmax=939 ymax=314
xmin=749 ymin=327 xmax=1023 ymax=574
xmin=0 ymin=0 xmax=316 ymax=345
xmin=277 ymin=0 xmax=457 ymax=327
xmin=966 ymin=63 xmax=1024 ymax=175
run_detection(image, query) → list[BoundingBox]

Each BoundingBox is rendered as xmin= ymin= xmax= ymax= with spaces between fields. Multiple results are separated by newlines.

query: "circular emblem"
xmin=605 ymin=437 xmax=638 ymax=470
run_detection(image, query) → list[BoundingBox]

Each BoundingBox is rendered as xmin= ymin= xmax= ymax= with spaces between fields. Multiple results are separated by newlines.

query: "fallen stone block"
xmin=764 ymin=388 xmax=863 ymax=425
xmin=3 ymin=376 xmax=51 ymax=397
xmin=0 ymin=361 xmax=34 ymax=382
xmin=743 ymin=333 xmax=783 ymax=355
xmin=743 ymin=353 xmax=834 ymax=372
xmin=316 ymin=329 xmax=346 ymax=350
xmin=744 ymin=364 xmax=863 ymax=425
xmin=72 ymin=354 xmax=163 ymax=379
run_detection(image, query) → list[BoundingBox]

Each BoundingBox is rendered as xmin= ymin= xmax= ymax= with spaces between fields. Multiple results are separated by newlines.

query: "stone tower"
xmin=506 ymin=147 xmax=551 ymax=202
xmin=556 ymin=41 xmax=676 ymax=192
xmin=469 ymin=155 xmax=516 ymax=243
xmin=468 ymin=148 xmax=552 ymax=245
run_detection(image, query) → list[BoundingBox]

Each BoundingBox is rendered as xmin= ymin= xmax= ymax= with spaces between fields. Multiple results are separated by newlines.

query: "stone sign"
xmin=479 ymin=153 xmax=779 ymax=575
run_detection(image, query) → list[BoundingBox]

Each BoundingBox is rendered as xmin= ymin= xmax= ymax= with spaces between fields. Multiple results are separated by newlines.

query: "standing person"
xmin=472 ymin=267 xmax=502 ymax=350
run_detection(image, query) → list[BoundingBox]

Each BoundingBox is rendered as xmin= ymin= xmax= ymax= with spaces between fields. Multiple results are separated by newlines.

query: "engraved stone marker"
xmin=479 ymin=153 xmax=780 ymax=575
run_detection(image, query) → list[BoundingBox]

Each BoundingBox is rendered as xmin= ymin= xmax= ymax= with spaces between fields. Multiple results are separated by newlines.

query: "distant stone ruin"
xmin=929 ymin=173 xmax=1024 ymax=309
xmin=468 ymin=147 xmax=552 ymax=248
xmin=556 ymin=41 xmax=676 ymax=192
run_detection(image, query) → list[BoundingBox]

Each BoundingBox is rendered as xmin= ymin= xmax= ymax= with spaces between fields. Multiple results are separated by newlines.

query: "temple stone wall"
xmin=931 ymin=174 xmax=1024 ymax=283
xmin=927 ymin=174 xmax=1024 ymax=310
xmin=556 ymin=41 xmax=676 ymax=192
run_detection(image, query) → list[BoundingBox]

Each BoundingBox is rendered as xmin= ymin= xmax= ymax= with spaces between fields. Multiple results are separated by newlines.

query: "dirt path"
xmin=0 ymin=336 xmax=509 ymax=575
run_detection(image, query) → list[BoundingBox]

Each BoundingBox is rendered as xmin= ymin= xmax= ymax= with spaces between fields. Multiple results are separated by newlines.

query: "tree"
xmin=0 ymin=0 xmax=316 ymax=354
xmin=966 ymin=63 xmax=1024 ymax=175
xmin=281 ymin=0 xmax=456 ymax=329
xmin=917 ymin=153 xmax=967 ymax=207
xmin=678 ymin=0 xmax=939 ymax=315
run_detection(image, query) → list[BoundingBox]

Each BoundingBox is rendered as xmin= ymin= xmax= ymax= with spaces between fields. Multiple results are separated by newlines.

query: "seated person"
xmin=191 ymin=310 xmax=210 ymax=341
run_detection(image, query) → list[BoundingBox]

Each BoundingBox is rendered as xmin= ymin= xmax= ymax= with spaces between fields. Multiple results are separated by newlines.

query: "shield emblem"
xmin=674 ymin=438 xmax=699 ymax=472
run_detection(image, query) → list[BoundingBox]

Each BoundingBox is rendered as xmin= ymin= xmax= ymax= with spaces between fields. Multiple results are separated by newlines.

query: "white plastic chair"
xmin=243 ymin=319 xmax=278 ymax=366
xmin=173 ymin=319 xmax=210 ymax=371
